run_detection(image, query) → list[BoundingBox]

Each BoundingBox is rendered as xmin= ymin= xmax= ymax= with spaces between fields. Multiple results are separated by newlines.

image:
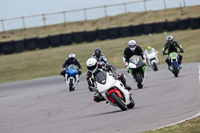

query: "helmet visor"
xmin=87 ymin=64 xmax=97 ymax=72
xmin=129 ymin=45 xmax=136 ymax=48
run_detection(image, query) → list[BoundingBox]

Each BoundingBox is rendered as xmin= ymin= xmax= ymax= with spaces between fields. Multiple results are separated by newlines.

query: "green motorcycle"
xmin=128 ymin=55 xmax=146 ymax=89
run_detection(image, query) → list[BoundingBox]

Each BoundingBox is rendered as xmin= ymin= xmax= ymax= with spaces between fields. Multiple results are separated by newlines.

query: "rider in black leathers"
xmin=162 ymin=35 xmax=184 ymax=68
xmin=60 ymin=53 xmax=82 ymax=77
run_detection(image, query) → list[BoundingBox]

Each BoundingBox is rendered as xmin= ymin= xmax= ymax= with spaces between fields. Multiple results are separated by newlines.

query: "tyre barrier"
xmin=0 ymin=41 xmax=15 ymax=55
xmin=189 ymin=17 xmax=200 ymax=29
xmin=85 ymin=30 xmax=97 ymax=42
xmin=49 ymin=35 xmax=61 ymax=47
xmin=1 ymin=17 xmax=200 ymax=56
xmin=108 ymin=27 xmax=120 ymax=39
xmin=119 ymin=26 xmax=132 ymax=38
xmin=25 ymin=37 xmax=38 ymax=51
xmin=73 ymin=31 xmax=85 ymax=44
xmin=37 ymin=37 xmax=50 ymax=49
xmin=97 ymin=29 xmax=109 ymax=40
xmin=166 ymin=20 xmax=178 ymax=31
xmin=154 ymin=21 xmax=166 ymax=33
xmin=61 ymin=33 xmax=73 ymax=45
xmin=143 ymin=23 xmax=155 ymax=34
xmin=14 ymin=40 xmax=25 ymax=53
xmin=178 ymin=19 xmax=190 ymax=30
xmin=130 ymin=24 xmax=143 ymax=36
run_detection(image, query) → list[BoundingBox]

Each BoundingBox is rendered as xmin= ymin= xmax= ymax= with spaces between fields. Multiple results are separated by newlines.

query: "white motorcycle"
xmin=65 ymin=64 xmax=79 ymax=91
xmin=145 ymin=51 xmax=159 ymax=71
xmin=94 ymin=70 xmax=135 ymax=111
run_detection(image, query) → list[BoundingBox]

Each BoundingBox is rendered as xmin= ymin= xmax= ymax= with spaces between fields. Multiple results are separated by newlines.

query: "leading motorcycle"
xmin=94 ymin=71 xmax=135 ymax=111
xmin=128 ymin=55 xmax=146 ymax=89
xmin=65 ymin=64 xmax=79 ymax=91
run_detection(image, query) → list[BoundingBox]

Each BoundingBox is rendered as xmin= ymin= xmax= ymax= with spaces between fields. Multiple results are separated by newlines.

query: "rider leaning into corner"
xmin=162 ymin=35 xmax=184 ymax=69
xmin=123 ymin=40 xmax=146 ymax=69
xmin=60 ymin=53 xmax=82 ymax=77
xmin=91 ymin=48 xmax=109 ymax=64
xmin=85 ymin=58 xmax=132 ymax=103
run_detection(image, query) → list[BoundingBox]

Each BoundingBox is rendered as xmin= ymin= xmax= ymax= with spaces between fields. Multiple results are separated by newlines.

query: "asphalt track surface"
xmin=0 ymin=63 xmax=200 ymax=133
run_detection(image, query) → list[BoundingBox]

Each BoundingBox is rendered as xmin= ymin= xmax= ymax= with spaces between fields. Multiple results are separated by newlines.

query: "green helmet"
xmin=147 ymin=46 xmax=152 ymax=51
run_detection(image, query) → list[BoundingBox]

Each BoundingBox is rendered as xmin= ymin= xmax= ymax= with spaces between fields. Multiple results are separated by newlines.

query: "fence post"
xmin=124 ymin=3 xmax=127 ymax=13
xmin=164 ymin=0 xmax=167 ymax=9
xmin=42 ymin=14 xmax=46 ymax=27
xmin=104 ymin=6 xmax=107 ymax=17
xmin=63 ymin=11 xmax=66 ymax=23
xmin=183 ymin=0 xmax=186 ymax=7
xmin=84 ymin=9 xmax=87 ymax=21
xmin=22 ymin=17 xmax=26 ymax=29
xmin=143 ymin=0 xmax=147 ymax=12
xmin=1 ymin=19 xmax=5 ymax=32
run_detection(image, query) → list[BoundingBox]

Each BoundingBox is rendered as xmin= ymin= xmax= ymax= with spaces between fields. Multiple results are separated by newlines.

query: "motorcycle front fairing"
xmin=65 ymin=64 xmax=79 ymax=88
xmin=95 ymin=71 xmax=130 ymax=105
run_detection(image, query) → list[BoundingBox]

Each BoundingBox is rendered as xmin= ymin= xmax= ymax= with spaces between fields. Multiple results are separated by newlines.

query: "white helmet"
xmin=69 ymin=53 xmax=76 ymax=58
xmin=86 ymin=58 xmax=98 ymax=73
xmin=128 ymin=40 xmax=137 ymax=52
xmin=166 ymin=35 xmax=174 ymax=44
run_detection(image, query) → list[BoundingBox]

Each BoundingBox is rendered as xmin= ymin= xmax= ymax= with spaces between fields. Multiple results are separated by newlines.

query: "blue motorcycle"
xmin=165 ymin=52 xmax=182 ymax=77
xmin=65 ymin=64 xmax=79 ymax=91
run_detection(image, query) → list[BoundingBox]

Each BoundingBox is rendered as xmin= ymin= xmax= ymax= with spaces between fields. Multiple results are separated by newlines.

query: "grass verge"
xmin=0 ymin=5 xmax=200 ymax=41
xmin=144 ymin=116 xmax=200 ymax=133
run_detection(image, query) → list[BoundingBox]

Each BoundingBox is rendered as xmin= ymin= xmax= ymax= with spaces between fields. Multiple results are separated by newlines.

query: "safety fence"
xmin=0 ymin=17 xmax=200 ymax=55
xmin=1 ymin=0 xmax=196 ymax=32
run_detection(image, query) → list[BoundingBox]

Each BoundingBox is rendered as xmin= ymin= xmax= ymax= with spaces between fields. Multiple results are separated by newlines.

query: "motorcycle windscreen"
xmin=129 ymin=55 xmax=144 ymax=68
xmin=170 ymin=52 xmax=178 ymax=60
xmin=95 ymin=71 xmax=107 ymax=85
xmin=66 ymin=64 xmax=78 ymax=76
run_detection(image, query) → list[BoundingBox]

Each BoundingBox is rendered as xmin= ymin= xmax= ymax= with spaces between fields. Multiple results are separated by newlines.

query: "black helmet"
xmin=94 ymin=48 xmax=101 ymax=58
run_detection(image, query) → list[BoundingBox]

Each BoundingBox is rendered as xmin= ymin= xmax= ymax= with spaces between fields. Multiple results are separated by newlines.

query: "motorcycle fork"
xmin=108 ymin=89 xmax=122 ymax=103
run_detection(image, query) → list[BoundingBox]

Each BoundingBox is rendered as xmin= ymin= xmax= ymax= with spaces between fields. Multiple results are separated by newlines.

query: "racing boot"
xmin=93 ymin=92 xmax=105 ymax=103
xmin=125 ymin=85 xmax=132 ymax=91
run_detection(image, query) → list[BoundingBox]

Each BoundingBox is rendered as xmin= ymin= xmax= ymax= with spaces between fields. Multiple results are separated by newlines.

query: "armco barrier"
xmin=143 ymin=23 xmax=155 ymax=34
xmin=130 ymin=24 xmax=143 ymax=36
xmin=97 ymin=29 xmax=109 ymax=40
xmin=37 ymin=37 xmax=50 ymax=49
xmin=108 ymin=27 xmax=120 ymax=39
xmin=73 ymin=31 xmax=85 ymax=44
xmin=178 ymin=19 xmax=190 ymax=30
xmin=154 ymin=21 xmax=166 ymax=33
xmin=61 ymin=33 xmax=73 ymax=45
xmin=14 ymin=40 xmax=25 ymax=53
xmin=49 ymin=35 xmax=61 ymax=47
xmin=119 ymin=26 xmax=132 ymax=38
xmin=25 ymin=38 xmax=38 ymax=51
xmin=85 ymin=30 xmax=97 ymax=42
xmin=190 ymin=17 xmax=200 ymax=29
xmin=166 ymin=20 xmax=178 ymax=31
xmin=0 ymin=41 xmax=15 ymax=55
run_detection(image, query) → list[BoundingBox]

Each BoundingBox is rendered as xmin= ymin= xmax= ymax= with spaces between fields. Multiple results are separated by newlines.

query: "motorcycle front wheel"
xmin=110 ymin=92 xmax=128 ymax=111
xmin=135 ymin=72 xmax=143 ymax=89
